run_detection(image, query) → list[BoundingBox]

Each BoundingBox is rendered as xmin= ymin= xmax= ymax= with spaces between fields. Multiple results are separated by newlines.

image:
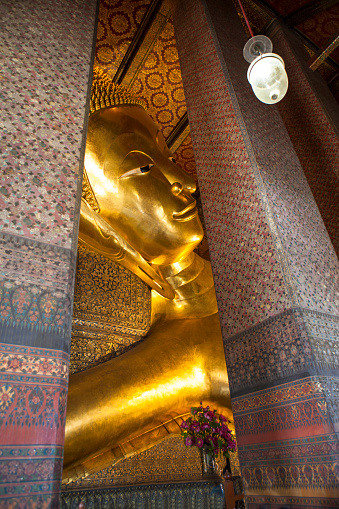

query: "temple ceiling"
xmin=94 ymin=0 xmax=339 ymax=185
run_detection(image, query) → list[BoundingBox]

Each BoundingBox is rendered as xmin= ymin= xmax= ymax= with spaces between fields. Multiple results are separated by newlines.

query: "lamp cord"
xmin=237 ymin=0 xmax=254 ymax=38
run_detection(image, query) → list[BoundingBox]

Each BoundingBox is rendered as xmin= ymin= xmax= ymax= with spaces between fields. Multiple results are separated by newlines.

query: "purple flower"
xmin=196 ymin=437 xmax=204 ymax=448
xmin=190 ymin=421 xmax=200 ymax=433
xmin=219 ymin=414 xmax=227 ymax=423
xmin=201 ymin=422 xmax=210 ymax=431
xmin=180 ymin=421 xmax=189 ymax=429
xmin=204 ymin=411 xmax=215 ymax=421
xmin=220 ymin=424 xmax=230 ymax=438
xmin=185 ymin=436 xmax=194 ymax=447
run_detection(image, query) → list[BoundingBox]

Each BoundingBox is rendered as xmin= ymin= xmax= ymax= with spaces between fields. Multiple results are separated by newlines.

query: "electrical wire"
xmin=237 ymin=0 xmax=254 ymax=38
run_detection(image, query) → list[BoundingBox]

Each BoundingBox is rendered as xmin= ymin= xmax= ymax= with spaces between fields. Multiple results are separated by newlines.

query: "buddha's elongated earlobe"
xmin=79 ymin=199 xmax=175 ymax=300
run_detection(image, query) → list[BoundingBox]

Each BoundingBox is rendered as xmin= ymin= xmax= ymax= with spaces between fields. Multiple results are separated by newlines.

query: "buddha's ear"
xmin=79 ymin=199 xmax=175 ymax=300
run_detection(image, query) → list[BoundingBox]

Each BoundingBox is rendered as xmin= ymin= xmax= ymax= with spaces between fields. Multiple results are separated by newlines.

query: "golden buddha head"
xmin=84 ymin=70 xmax=203 ymax=266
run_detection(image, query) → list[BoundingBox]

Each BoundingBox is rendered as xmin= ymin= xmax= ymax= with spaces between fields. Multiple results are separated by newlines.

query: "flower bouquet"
xmin=180 ymin=403 xmax=236 ymax=458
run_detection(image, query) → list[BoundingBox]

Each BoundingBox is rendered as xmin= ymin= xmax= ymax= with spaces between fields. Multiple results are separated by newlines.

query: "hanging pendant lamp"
xmin=237 ymin=0 xmax=288 ymax=104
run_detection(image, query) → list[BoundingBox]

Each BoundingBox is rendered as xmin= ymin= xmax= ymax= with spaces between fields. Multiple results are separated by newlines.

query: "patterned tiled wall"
xmin=172 ymin=0 xmax=339 ymax=507
xmin=268 ymin=21 xmax=339 ymax=257
xmin=0 ymin=0 xmax=97 ymax=505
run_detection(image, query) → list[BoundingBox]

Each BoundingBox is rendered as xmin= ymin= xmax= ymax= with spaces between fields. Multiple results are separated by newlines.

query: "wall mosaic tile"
xmin=95 ymin=0 xmax=151 ymax=78
xmin=247 ymin=495 xmax=339 ymax=509
xmin=232 ymin=378 xmax=338 ymax=419
xmin=130 ymin=17 xmax=187 ymax=139
xmin=0 ymin=446 xmax=63 ymax=499
xmin=224 ymin=309 xmax=309 ymax=395
xmin=0 ymin=344 xmax=69 ymax=382
xmin=301 ymin=309 xmax=339 ymax=373
xmin=241 ymin=453 xmax=338 ymax=492
xmin=224 ymin=309 xmax=339 ymax=395
xmin=233 ymin=377 xmax=339 ymax=504
xmin=270 ymin=22 xmax=339 ymax=257
xmin=0 ymin=232 xmax=76 ymax=351
xmin=0 ymin=0 xmax=96 ymax=249
xmin=0 ymin=344 xmax=68 ymax=444
xmin=233 ymin=376 xmax=337 ymax=440
xmin=0 ymin=344 xmax=69 ymax=505
xmin=0 ymin=494 xmax=60 ymax=509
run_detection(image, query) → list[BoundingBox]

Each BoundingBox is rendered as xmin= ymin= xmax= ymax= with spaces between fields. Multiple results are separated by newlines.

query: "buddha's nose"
xmin=171 ymin=182 xmax=184 ymax=196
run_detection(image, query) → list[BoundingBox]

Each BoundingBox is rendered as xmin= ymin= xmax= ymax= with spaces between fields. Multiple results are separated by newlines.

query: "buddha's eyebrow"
xmin=119 ymin=150 xmax=154 ymax=168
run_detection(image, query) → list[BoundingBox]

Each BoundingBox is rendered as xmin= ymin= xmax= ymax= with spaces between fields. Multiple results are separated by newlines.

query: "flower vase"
xmin=200 ymin=445 xmax=216 ymax=477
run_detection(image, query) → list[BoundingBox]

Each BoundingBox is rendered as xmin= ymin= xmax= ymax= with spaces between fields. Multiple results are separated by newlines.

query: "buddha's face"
xmin=85 ymin=106 xmax=203 ymax=265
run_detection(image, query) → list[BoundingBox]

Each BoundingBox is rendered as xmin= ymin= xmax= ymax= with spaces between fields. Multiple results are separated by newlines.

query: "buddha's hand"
xmin=79 ymin=199 xmax=175 ymax=299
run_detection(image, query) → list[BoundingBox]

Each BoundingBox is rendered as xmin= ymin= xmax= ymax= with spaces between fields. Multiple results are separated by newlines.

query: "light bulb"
xmin=247 ymin=53 xmax=288 ymax=104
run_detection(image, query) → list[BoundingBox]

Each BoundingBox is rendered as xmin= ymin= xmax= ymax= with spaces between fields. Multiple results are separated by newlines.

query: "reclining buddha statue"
xmin=63 ymin=69 xmax=232 ymax=482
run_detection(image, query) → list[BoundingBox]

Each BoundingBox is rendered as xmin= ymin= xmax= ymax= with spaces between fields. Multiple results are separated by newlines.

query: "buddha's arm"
xmin=79 ymin=199 xmax=174 ymax=299
xmin=63 ymin=313 xmax=231 ymax=478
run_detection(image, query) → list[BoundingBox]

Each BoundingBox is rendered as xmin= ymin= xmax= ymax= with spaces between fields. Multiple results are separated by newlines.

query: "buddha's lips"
xmin=173 ymin=200 xmax=197 ymax=221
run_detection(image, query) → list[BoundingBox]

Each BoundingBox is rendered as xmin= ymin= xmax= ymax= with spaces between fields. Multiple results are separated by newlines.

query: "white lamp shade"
xmin=247 ymin=53 xmax=288 ymax=104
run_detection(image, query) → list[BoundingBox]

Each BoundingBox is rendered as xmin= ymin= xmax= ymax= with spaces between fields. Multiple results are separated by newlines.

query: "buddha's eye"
xmin=169 ymin=157 xmax=176 ymax=164
xmin=119 ymin=164 xmax=153 ymax=178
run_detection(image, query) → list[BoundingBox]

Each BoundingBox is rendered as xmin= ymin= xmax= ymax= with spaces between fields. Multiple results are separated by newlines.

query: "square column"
xmin=172 ymin=0 xmax=339 ymax=507
xmin=267 ymin=20 xmax=339 ymax=257
xmin=0 ymin=0 xmax=97 ymax=506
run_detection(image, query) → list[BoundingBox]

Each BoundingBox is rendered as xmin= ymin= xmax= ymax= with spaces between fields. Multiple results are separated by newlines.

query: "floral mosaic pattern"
xmin=0 ymin=386 xmax=15 ymax=411
xmin=0 ymin=353 xmax=68 ymax=381
xmin=0 ymin=344 xmax=69 ymax=433
xmin=0 ymin=344 xmax=70 ymax=506
xmin=240 ymin=433 xmax=339 ymax=508
xmin=271 ymin=23 xmax=339 ymax=257
xmin=0 ymin=346 xmax=68 ymax=380
xmin=0 ymin=0 xmax=95 ymax=248
xmin=0 ymin=233 xmax=76 ymax=345
xmin=247 ymin=495 xmax=339 ymax=509
xmin=232 ymin=377 xmax=326 ymax=414
xmin=0 ymin=383 xmax=67 ymax=431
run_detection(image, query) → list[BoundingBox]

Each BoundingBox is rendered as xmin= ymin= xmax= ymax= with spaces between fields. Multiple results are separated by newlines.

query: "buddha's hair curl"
xmin=90 ymin=67 xmax=146 ymax=115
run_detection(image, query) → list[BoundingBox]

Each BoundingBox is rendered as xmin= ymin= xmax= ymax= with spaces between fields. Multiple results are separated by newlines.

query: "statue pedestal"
xmin=61 ymin=480 xmax=226 ymax=509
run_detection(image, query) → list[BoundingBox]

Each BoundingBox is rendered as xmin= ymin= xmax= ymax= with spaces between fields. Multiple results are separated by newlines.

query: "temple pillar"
xmin=267 ymin=21 xmax=339 ymax=257
xmin=0 ymin=0 xmax=97 ymax=506
xmin=172 ymin=1 xmax=339 ymax=508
